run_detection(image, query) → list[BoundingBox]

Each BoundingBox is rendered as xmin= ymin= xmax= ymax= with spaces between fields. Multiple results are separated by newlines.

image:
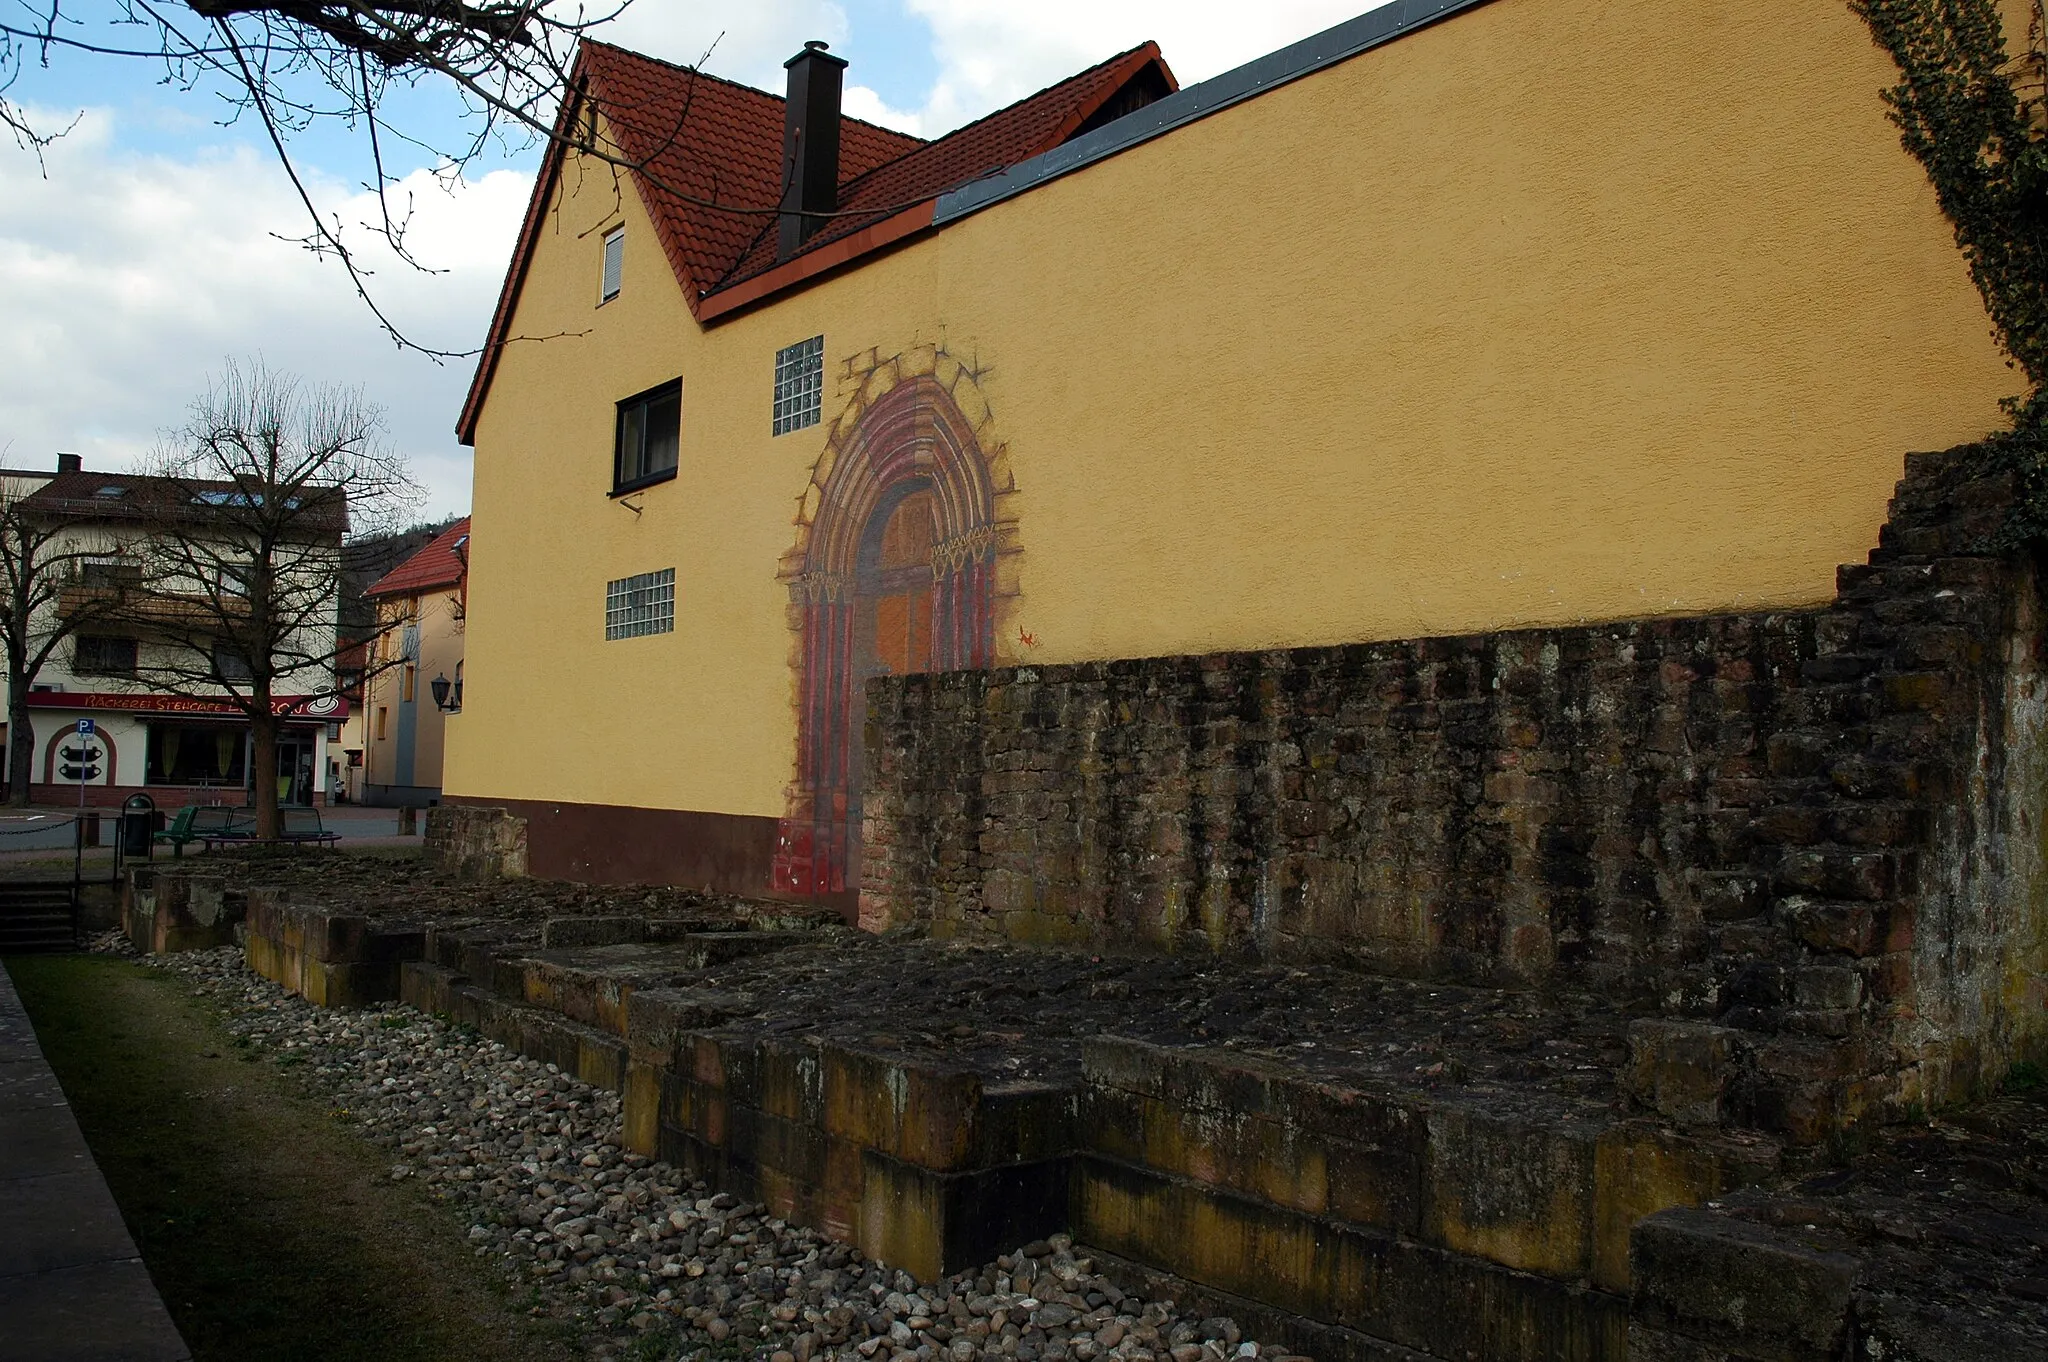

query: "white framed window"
xmin=772 ymin=335 xmax=824 ymax=436
xmin=600 ymin=226 xmax=624 ymax=303
xmin=605 ymin=568 xmax=675 ymax=640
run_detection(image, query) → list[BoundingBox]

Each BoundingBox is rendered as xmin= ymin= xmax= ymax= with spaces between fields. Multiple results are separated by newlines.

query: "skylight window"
xmin=193 ymin=490 xmax=300 ymax=509
xmin=93 ymin=485 xmax=126 ymax=498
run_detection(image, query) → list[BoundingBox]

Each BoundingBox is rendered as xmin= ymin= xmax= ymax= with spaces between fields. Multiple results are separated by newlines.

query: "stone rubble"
xmin=111 ymin=937 xmax=1300 ymax=1362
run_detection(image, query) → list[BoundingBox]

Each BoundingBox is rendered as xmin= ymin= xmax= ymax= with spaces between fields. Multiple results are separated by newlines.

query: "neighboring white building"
xmin=0 ymin=453 xmax=346 ymax=809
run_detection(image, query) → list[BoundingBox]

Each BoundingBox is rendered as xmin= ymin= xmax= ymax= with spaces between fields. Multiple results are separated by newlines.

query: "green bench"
xmin=201 ymin=806 xmax=338 ymax=851
xmin=277 ymin=808 xmax=341 ymax=848
xmin=156 ymin=805 xmax=251 ymax=857
xmin=156 ymin=805 xmax=338 ymax=854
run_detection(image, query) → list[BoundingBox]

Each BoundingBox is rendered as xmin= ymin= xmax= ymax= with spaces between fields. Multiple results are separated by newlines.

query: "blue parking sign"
xmin=76 ymin=718 xmax=94 ymax=736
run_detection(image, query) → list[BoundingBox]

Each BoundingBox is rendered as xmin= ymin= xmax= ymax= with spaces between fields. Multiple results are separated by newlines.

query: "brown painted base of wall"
xmin=442 ymin=795 xmax=856 ymax=917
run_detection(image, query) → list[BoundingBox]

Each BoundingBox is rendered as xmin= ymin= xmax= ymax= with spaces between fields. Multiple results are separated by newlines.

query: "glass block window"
xmin=605 ymin=568 xmax=675 ymax=640
xmin=772 ymin=335 xmax=824 ymax=436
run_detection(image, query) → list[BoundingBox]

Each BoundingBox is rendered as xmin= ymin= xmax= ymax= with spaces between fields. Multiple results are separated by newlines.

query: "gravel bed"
xmin=105 ymin=936 xmax=1301 ymax=1362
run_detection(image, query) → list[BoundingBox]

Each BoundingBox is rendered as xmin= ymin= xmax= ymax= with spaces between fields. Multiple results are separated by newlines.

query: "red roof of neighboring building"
xmin=366 ymin=517 xmax=470 ymax=599
xmin=458 ymin=39 xmax=1175 ymax=444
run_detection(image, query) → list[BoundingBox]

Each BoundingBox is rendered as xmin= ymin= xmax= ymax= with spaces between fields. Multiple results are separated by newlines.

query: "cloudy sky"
xmin=1 ymin=1 xmax=1384 ymax=520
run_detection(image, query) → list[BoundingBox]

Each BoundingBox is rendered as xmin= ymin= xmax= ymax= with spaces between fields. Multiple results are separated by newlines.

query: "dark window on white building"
xmin=73 ymin=635 xmax=138 ymax=677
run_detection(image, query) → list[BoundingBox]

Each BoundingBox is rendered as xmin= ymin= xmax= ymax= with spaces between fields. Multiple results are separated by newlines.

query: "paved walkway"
xmin=0 ymin=805 xmax=423 ymax=870
xmin=0 ymin=960 xmax=190 ymax=1361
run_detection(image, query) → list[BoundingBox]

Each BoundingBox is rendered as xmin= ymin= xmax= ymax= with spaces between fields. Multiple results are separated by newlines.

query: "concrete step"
xmin=420 ymin=925 xmax=818 ymax=1033
xmin=399 ymin=959 xmax=629 ymax=1094
xmin=0 ymin=887 xmax=78 ymax=952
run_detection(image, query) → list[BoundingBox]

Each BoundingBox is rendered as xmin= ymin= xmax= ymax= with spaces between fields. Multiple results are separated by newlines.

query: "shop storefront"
xmin=13 ymin=691 xmax=345 ymax=808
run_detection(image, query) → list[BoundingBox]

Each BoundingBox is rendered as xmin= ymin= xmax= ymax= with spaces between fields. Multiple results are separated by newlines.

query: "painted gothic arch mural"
xmin=773 ymin=345 xmax=1019 ymax=898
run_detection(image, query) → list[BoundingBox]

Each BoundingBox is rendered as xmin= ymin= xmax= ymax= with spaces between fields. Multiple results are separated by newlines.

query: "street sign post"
xmin=72 ymin=718 xmax=95 ymax=893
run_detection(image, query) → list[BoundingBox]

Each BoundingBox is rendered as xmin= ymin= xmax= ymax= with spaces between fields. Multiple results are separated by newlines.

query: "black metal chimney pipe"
xmin=779 ymin=40 xmax=847 ymax=260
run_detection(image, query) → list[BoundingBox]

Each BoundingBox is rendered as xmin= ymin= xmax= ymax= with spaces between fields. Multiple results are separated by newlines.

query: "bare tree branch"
xmin=2 ymin=3 xmax=954 ymax=356
xmin=105 ymin=358 xmax=422 ymax=836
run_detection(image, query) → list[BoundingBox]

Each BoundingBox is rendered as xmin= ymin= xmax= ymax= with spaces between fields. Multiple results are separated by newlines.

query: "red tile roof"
xmin=712 ymin=43 xmax=1175 ymax=290
xmin=366 ymin=517 xmax=470 ymax=599
xmin=582 ymin=43 xmax=925 ymax=305
xmin=458 ymin=40 xmax=1175 ymax=443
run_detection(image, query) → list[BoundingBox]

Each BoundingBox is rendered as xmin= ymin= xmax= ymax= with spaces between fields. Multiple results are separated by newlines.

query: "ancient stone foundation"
xmin=242 ymin=889 xmax=425 ymax=1007
xmin=866 ymin=447 xmax=2048 ymax=1144
xmin=122 ymin=445 xmax=2048 ymax=1361
xmin=120 ymin=868 xmax=240 ymax=954
xmin=424 ymin=804 xmax=529 ymax=880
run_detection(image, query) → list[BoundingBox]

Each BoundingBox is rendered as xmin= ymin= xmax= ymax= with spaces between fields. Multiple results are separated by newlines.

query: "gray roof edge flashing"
xmin=932 ymin=0 xmax=1496 ymax=226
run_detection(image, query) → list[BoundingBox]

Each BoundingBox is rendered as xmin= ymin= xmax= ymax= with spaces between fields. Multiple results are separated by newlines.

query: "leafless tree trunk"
xmin=0 ymin=484 xmax=123 ymax=806
xmin=117 ymin=359 xmax=421 ymax=838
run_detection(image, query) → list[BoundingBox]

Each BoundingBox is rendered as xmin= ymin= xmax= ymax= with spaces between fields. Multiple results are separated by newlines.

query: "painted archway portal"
xmin=775 ymin=376 xmax=999 ymax=899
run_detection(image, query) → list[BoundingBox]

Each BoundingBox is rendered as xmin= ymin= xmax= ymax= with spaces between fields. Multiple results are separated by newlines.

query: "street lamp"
xmin=430 ymin=666 xmax=462 ymax=712
xmin=430 ymin=659 xmax=466 ymax=712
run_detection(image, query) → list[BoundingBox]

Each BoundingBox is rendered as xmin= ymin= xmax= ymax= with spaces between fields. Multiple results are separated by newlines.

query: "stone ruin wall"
xmin=425 ymin=803 xmax=529 ymax=880
xmin=864 ymin=447 xmax=2048 ymax=1140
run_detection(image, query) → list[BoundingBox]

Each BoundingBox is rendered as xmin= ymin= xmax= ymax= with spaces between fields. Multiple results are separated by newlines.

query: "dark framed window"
xmin=146 ymin=722 xmax=247 ymax=787
xmin=80 ymin=558 xmax=141 ymax=590
xmin=605 ymin=568 xmax=675 ymax=640
xmin=773 ymin=335 xmax=824 ymax=436
xmin=74 ymin=634 xmax=137 ymax=677
xmin=600 ymin=226 xmax=624 ymax=303
xmin=614 ymin=379 xmax=680 ymax=493
xmin=211 ymin=642 xmax=253 ymax=682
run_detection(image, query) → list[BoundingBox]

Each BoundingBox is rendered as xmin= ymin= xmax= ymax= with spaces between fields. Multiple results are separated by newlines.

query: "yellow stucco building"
xmin=448 ymin=0 xmax=2019 ymax=904
xmin=362 ymin=517 xmax=469 ymax=806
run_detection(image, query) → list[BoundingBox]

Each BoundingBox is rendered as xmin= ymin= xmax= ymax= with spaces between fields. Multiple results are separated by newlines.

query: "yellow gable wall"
xmin=448 ymin=0 xmax=2016 ymax=819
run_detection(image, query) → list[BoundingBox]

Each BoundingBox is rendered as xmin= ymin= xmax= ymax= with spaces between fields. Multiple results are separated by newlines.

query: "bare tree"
xmin=3 ymin=0 xmax=628 ymax=353
xmin=3 ymin=5 xmax=931 ymax=355
xmin=0 ymin=476 xmax=124 ymax=805
xmin=118 ymin=359 xmax=421 ymax=838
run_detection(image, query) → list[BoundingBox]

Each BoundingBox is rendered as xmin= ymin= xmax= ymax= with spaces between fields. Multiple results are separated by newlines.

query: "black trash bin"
xmin=119 ymin=793 xmax=156 ymax=861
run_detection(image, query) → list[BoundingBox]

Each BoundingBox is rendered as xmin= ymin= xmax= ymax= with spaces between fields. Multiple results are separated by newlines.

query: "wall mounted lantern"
xmin=431 ymin=664 xmax=463 ymax=713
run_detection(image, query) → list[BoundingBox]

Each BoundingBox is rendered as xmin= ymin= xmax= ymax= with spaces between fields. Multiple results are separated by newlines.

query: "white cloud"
xmin=589 ymin=1 xmax=1389 ymax=136
xmin=897 ymin=0 xmax=1389 ymax=134
xmin=598 ymin=0 xmax=850 ymax=93
xmin=840 ymin=84 xmax=926 ymax=135
xmin=0 ymin=109 xmax=527 ymax=520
